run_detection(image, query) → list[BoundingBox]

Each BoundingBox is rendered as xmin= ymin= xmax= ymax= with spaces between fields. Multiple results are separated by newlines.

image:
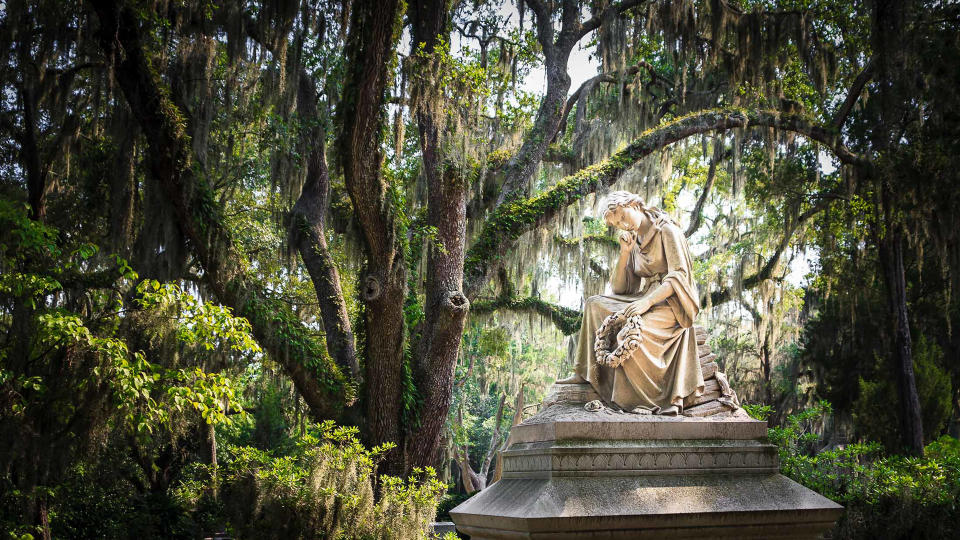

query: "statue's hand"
xmin=618 ymin=231 xmax=635 ymax=252
xmin=623 ymin=298 xmax=651 ymax=318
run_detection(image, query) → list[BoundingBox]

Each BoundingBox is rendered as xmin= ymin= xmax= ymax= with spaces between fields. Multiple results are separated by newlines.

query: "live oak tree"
xmin=4 ymin=5 xmax=957 ymax=515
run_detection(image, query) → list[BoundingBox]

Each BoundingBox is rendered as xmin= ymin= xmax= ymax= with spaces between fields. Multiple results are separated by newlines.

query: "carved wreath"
xmin=594 ymin=310 xmax=644 ymax=368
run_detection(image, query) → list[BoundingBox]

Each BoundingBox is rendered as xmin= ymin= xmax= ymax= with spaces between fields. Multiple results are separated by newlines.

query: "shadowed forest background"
xmin=2 ymin=0 xmax=960 ymax=538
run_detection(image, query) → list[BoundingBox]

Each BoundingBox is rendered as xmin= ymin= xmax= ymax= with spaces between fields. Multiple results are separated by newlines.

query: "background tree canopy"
xmin=2 ymin=0 xmax=960 ymax=538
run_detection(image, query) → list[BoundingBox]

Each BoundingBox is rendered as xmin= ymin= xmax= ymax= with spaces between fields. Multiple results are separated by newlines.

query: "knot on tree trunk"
xmin=363 ymin=275 xmax=383 ymax=301
xmin=443 ymin=290 xmax=470 ymax=313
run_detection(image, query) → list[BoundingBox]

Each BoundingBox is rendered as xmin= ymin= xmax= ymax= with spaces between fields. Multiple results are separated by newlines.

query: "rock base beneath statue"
xmin=450 ymin=387 xmax=842 ymax=539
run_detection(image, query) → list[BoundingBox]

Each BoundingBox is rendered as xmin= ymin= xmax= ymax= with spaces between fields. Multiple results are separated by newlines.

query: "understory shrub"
xmin=749 ymin=402 xmax=960 ymax=539
xmin=207 ymin=421 xmax=446 ymax=539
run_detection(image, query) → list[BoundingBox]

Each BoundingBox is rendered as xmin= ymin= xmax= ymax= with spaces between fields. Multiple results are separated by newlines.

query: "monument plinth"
xmin=450 ymin=384 xmax=842 ymax=539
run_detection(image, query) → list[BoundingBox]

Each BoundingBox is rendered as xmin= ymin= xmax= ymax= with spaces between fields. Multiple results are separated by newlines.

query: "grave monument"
xmin=450 ymin=191 xmax=842 ymax=538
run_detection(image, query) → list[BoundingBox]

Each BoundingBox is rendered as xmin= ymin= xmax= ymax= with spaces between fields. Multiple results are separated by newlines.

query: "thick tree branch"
xmin=832 ymin=57 xmax=876 ymax=130
xmin=91 ymin=0 xmax=352 ymax=419
xmin=289 ymin=79 xmax=360 ymax=383
xmin=464 ymin=109 xmax=868 ymax=298
xmin=685 ymin=140 xmax=725 ymax=237
xmin=553 ymin=61 xmax=677 ymax=145
xmin=708 ymin=199 xmax=831 ymax=306
xmin=245 ymin=15 xmax=360 ymax=384
xmin=576 ymin=0 xmax=649 ymax=41
xmin=554 ymin=233 xmax=619 ymax=249
xmin=471 ymin=295 xmax=582 ymax=335
xmin=337 ymin=0 xmax=404 ymax=282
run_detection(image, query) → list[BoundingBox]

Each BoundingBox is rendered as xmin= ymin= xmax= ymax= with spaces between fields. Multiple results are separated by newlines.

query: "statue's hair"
xmin=602 ymin=190 xmax=677 ymax=228
xmin=601 ymin=191 xmax=647 ymax=217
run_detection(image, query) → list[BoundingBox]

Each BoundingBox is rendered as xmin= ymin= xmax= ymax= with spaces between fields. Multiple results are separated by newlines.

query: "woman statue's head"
xmin=602 ymin=191 xmax=648 ymax=231
xmin=602 ymin=191 xmax=675 ymax=232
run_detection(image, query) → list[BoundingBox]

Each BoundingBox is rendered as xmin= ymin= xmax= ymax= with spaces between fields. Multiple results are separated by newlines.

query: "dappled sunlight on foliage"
xmin=749 ymin=403 xmax=960 ymax=538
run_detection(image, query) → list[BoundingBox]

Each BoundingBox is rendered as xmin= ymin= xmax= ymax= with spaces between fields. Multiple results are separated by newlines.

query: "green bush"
xmin=212 ymin=421 xmax=446 ymax=539
xmin=769 ymin=403 xmax=960 ymax=539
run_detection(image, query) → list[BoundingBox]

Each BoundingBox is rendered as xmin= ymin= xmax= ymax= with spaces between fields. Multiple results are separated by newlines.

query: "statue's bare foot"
xmin=556 ymin=373 xmax=587 ymax=384
xmin=658 ymin=405 xmax=680 ymax=416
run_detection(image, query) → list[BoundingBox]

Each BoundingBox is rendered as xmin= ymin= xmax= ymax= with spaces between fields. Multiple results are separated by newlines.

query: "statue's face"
xmin=604 ymin=205 xmax=646 ymax=231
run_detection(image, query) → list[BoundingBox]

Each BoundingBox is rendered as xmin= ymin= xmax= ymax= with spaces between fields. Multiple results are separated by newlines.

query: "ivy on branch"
xmin=471 ymin=294 xmax=582 ymax=335
xmin=464 ymin=108 xmax=868 ymax=297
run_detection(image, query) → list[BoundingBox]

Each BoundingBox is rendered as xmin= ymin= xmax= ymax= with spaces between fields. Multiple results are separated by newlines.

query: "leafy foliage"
xmin=214 ymin=422 xmax=446 ymax=539
xmin=767 ymin=403 xmax=960 ymax=539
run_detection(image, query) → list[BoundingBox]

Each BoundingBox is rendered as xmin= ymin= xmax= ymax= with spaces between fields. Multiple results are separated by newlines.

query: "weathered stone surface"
xmin=699 ymin=352 xmax=717 ymax=365
xmin=451 ymin=474 xmax=843 ymax=539
xmin=695 ymin=326 xmax=707 ymax=345
xmin=685 ymin=400 xmax=727 ymax=417
xmin=501 ymin=438 xmax=779 ymax=478
xmin=541 ymin=381 xmax=601 ymax=409
xmin=452 ymin=398 xmax=843 ymax=539
xmin=697 ymin=343 xmax=712 ymax=358
xmin=701 ymin=361 xmax=718 ymax=380
xmin=509 ymin=401 xmax=765 ymax=444
xmin=691 ymin=390 xmax=722 ymax=406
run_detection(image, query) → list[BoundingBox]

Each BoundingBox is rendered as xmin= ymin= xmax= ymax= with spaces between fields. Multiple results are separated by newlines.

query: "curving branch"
xmin=497 ymin=0 xmax=653 ymax=207
xmin=708 ymin=198 xmax=833 ymax=306
xmin=554 ymin=233 xmax=619 ymax=249
xmin=91 ymin=0 xmax=353 ymax=419
xmin=575 ymin=0 xmax=650 ymax=41
xmin=685 ymin=139 xmax=727 ymax=237
xmin=464 ymin=109 xmax=869 ymax=298
xmin=471 ymin=295 xmax=582 ymax=335
xmin=524 ymin=0 xmax=555 ymax=57
xmin=245 ymin=15 xmax=360 ymax=384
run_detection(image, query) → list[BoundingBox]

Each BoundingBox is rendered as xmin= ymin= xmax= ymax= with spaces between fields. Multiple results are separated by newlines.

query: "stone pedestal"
xmin=450 ymin=384 xmax=842 ymax=539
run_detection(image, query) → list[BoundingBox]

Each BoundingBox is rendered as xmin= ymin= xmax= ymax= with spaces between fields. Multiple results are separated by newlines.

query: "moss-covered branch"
xmin=92 ymin=0 xmax=352 ymax=419
xmin=464 ymin=109 xmax=868 ymax=297
xmin=471 ymin=295 xmax=582 ymax=335
xmin=554 ymin=233 xmax=619 ymax=249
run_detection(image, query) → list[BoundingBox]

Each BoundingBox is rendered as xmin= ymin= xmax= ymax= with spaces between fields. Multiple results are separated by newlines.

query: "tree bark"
xmin=289 ymin=69 xmax=360 ymax=383
xmin=405 ymin=0 xmax=472 ymax=469
xmin=686 ymin=139 xmax=722 ymax=237
xmin=879 ymin=187 xmax=924 ymax=455
xmin=336 ymin=0 xmax=407 ymax=459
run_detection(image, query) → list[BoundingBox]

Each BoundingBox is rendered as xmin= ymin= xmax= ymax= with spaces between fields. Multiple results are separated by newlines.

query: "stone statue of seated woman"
xmin=556 ymin=191 xmax=704 ymax=416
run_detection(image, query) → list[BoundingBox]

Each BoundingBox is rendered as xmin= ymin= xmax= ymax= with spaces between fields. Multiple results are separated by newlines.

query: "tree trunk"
xmin=406 ymin=0 xmax=471 ymax=470
xmin=495 ymin=48 xmax=572 ymax=204
xmin=878 ymin=212 xmax=924 ymax=455
xmin=336 ymin=0 xmax=407 ymax=462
